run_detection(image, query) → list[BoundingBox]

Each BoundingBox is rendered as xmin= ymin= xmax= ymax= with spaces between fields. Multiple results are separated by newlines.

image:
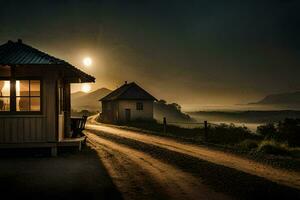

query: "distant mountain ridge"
xmin=72 ymin=91 xmax=88 ymax=99
xmin=71 ymin=88 xmax=111 ymax=111
xmin=250 ymin=91 xmax=300 ymax=105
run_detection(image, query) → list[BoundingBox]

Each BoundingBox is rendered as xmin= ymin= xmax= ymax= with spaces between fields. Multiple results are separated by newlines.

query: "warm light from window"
xmin=16 ymin=80 xmax=20 ymax=96
xmin=3 ymin=81 xmax=10 ymax=96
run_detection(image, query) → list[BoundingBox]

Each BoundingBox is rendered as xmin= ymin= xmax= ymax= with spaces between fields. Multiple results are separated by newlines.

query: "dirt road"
xmin=87 ymin=133 xmax=228 ymax=200
xmin=85 ymin=119 xmax=300 ymax=199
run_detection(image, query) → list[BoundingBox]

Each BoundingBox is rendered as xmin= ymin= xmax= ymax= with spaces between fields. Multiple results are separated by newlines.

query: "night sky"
xmin=1 ymin=0 xmax=300 ymax=110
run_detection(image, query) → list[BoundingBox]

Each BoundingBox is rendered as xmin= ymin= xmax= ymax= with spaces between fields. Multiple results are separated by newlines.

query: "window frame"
xmin=0 ymin=76 xmax=43 ymax=115
xmin=0 ymin=78 xmax=11 ymax=112
xmin=136 ymin=102 xmax=144 ymax=111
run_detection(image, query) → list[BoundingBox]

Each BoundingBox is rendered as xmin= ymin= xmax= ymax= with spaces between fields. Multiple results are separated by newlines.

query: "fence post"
xmin=163 ymin=117 xmax=167 ymax=133
xmin=204 ymin=120 xmax=208 ymax=141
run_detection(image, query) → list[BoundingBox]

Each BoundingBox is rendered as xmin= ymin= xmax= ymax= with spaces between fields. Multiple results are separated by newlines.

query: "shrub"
xmin=206 ymin=123 xmax=259 ymax=145
xmin=256 ymin=118 xmax=300 ymax=147
xmin=236 ymin=139 xmax=259 ymax=151
xmin=257 ymin=123 xmax=278 ymax=139
xmin=119 ymin=119 xmax=204 ymax=141
xmin=277 ymin=118 xmax=300 ymax=147
xmin=290 ymin=148 xmax=300 ymax=158
xmin=257 ymin=140 xmax=290 ymax=156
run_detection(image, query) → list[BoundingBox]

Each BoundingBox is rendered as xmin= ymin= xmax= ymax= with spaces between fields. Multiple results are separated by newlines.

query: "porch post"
xmin=63 ymin=81 xmax=71 ymax=137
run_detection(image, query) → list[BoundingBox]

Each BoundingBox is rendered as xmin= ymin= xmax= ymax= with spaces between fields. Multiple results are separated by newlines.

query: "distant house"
xmin=100 ymin=82 xmax=157 ymax=123
xmin=0 ymin=40 xmax=95 ymax=156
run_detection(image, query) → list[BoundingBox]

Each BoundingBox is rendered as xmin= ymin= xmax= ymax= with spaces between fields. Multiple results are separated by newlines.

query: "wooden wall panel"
xmin=0 ymin=117 xmax=48 ymax=143
xmin=45 ymin=78 xmax=57 ymax=142
xmin=36 ymin=118 xmax=42 ymax=141
xmin=4 ymin=118 xmax=11 ymax=143
xmin=0 ymin=68 xmax=60 ymax=144
xmin=17 ymin=118 xmax=23 ymax=142
xmin=11 ymin=118 xmax=17 ymax=143
xmin=30 ymin=118 xmax=36 ymax=142
xmin=24 ymin=118 xmax=30 ymax=142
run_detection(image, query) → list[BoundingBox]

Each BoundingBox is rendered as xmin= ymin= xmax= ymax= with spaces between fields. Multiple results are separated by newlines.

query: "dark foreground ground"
xmin=0 ymin=147 xmax=123 ymax=200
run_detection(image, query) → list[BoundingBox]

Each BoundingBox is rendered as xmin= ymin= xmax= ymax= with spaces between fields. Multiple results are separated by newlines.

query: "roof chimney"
xmin=125 ymin=81 xmax=128 ymax=85
xmin=17 ymin=39 xmax=22 ymax=43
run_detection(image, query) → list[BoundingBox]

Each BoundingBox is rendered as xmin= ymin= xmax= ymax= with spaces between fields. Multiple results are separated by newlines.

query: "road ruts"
xmin=87 ymin=132 xmax=229 ymax=200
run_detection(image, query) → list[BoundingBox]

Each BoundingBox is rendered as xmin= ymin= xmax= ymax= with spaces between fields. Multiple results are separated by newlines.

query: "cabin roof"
xmin=0 ymin=39 xmax=95 ymax=82
xmin=100 ymin=82 xmax=157 ymax=101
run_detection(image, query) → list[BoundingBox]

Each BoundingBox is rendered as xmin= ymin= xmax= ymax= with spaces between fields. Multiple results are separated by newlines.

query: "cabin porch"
xmin=0 ymin=40 xmax=95 ymax=156
xmin=57 ymin=81 xmax=89 ymax=138
xmin=0 ymin=137 xmax=85 ymax=157
xmin=56 ymin=81 xmax=90 ymax=156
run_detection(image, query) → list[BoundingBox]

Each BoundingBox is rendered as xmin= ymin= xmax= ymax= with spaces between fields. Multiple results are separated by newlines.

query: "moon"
xmin=81 ymin=84 xmax=91 ymax=93
xmin=83 ymin=57 xmax=92 ymax=67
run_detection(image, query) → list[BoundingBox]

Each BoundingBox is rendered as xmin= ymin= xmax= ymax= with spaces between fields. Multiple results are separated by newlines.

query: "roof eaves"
xmin=0 ymin=40 xmax=95 ymax=82
xmin=99 ymin=82 xmax=157 ymax=101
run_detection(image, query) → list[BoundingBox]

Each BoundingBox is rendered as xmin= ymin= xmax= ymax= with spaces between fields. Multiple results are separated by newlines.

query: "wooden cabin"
xmin=100 ymin=82 xmax=157 ymax=123
xmin=0 ymin=39 xmax=95 ymax=156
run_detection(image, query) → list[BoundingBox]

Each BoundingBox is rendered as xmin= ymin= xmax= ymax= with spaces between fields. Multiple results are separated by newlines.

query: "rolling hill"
xmin=71 ymin=88 xmax=111 ymax=111
xmin=249 ymin=91 xmax=300 ymax=109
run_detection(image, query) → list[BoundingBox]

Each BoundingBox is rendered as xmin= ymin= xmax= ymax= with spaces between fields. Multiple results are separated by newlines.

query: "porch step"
xmin=58 ymin=136 xmax=86 ymax=151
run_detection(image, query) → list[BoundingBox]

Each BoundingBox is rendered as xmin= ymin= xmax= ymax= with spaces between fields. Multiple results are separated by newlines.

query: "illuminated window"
xmin=0 ymin=80 xmax=10 ymax=111
xmin=0 ymin=78 xmax=41 ymax=113
xmin=136 ymin=102 xmax=143 ymax=110
xmin=16 ymin=80 xmax=41 ymax=112
xmin=0 ymin=63 xmax=41 ymax=114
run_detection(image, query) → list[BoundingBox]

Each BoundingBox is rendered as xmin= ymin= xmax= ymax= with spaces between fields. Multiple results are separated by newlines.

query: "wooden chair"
xmin=71 ymin=115 xmax=88 ymax=138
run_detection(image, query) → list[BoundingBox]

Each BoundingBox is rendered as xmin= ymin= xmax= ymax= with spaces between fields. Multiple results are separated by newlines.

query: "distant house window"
xmin=16 ymin=80 xmax=41 ymax=112
xmin=136 ymin=102 xmax=143 ymax=110
xmin=0 ymin=80 xmax=10 ymax=111
xmin=0 ymin=79 xmax=41 ymax=113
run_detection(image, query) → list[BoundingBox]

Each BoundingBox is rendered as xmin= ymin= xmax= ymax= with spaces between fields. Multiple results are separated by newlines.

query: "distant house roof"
xmin=0 ymin=39 xmax=95 ymax=83
xmin=100 ymin=82 xmax=157 ymax=101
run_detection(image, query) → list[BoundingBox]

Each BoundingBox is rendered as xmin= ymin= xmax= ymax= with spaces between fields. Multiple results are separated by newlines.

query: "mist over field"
xmin=71 ymin=86 xmax=300 ymax=133
xmin=182 ymin=91 xmax=300 ymax=131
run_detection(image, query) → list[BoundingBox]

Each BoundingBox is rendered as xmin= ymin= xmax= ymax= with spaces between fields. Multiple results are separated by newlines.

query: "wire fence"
xmin=155 ymin=118 xmax=222 ymax=138
xmin=159 ymin=118 xmax=219 ymax=128
xmin=159 ymin=118 xmax=261 ymax=133
xmin=156 ymin=117 xmax=213 ymax=139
